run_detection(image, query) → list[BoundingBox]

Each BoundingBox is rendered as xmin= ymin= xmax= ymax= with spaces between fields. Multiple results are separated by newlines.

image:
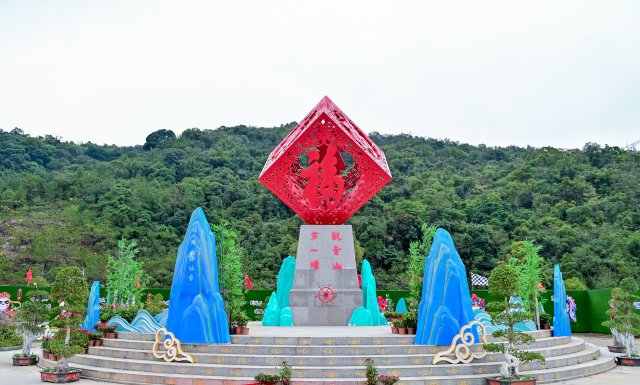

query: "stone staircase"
xmin=40 ymin=327 xmax=615 ymax=385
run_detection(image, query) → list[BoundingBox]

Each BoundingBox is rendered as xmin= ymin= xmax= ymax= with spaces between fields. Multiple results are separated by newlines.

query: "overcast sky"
xmin=1 ymin=1 xmax=639 ymax=149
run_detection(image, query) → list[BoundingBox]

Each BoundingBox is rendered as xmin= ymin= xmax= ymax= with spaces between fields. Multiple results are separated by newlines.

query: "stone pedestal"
xmin=289 ymin=225 xmax=362 ymax=326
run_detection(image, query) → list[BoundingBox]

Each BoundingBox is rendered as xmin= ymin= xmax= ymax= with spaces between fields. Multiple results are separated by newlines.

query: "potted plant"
xmin=237 ymin=312 xmax=250 ymax=335
xmin=538 ymin=313 xmax=550 ymax=330
xmin=13 ymin=282 xmax=50 ymax=366
xmin=395 ymin=317 xmax=407 ymax=335
xmin=254 ymin=372 xmax=280 ymax=385
xmin=484 ymin=263 xmax=545 ymax=385
xmin=404 ymin=311 xmax=417 ymax=335
xmin=94 ymin=322 xmax=117 ymax=339
xmin=378 ymin=374 xmax=400 ymax=385
xmin=279 ymin=360 xmax=292 ymax=385
xmin=602 ymin=277 xmax=640 ymax=366
xmin=390 ymin=319 xmax=399 ymax=334
xmin=364 ymin=358 xmax=378 ymax=385
xmin=87 ymin=332 xmax=103 ymax=347
xmin=41 ymin=266 xmax=88 ymax=383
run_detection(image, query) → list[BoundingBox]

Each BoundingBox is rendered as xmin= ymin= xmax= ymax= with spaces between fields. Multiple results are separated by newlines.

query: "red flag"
xmin=244 ymin=274 xmax=253 ymax=290
xmin=25 ymin=268 xmax=33 ymax=284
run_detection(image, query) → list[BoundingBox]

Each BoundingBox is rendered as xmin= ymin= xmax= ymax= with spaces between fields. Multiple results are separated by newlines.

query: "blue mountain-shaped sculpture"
xmin=553 ymin=264 xmax=571 ymax=337
xmin=82 ymin=281 xmax=100 ymax=331
xmin=166 ymin=208 xmax=230 ymax=343
xmin=415 ymin=228 xmax=477 ymax=345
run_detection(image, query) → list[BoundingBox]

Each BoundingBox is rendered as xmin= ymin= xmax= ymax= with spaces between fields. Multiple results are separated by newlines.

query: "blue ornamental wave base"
xmin=82 ymin=281 xmax=101 ymax=332
xmin=107 ymin=310 xmax=165 ymax=333
xmin=166 ymin=207 xmax=230 ymax=343
xmin=553 ymin=264 xmax=572 ymax=337
xmin=415 ymin=228 xmax=477 ymax=345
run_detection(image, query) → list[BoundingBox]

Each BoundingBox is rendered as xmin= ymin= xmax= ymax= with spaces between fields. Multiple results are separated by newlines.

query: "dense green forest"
xmin=0 ymin=126 xmax=638 ymax=290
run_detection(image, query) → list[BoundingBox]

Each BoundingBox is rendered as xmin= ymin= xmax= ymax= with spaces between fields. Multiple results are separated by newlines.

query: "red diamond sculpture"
xmin=259 ymin=96 xmax=392 ymax=224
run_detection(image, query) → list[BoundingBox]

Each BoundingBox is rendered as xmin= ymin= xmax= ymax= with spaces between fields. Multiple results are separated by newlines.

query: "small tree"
xmin=51 ymin=266 xmax=88 ymax=372
xmin=407 ymin=224 xmax=437 ymax=304
xmin=484 ymin=263 xmax=544 ymax=379
xmin=214 ymin=224 xmax=246 ymax=327
xmin=602 ymin=277 xmax=640 ymax=357
xmin=14 ymin=280 xmax=50 ymax=357
xmin=107 ymin=239 xmax=145 ymax=305
xmin=507 ymin=240 xmax=544 ymax=327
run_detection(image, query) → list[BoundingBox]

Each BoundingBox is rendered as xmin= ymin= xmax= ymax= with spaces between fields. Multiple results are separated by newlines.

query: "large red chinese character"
xmin=259 ymin=96 xmax=392 ymax=224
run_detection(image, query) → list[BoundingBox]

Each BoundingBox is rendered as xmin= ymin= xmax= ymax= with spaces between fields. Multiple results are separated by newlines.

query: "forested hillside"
xmin=0 ymin=126 xmax=638 ymax=289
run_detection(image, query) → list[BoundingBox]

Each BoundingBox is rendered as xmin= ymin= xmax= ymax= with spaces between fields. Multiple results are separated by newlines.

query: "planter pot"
xmin=234 ymin=326 xmax=243 ymax=335
xmin=615 ymin=356 xmax=640 ymax=366
xmin=229 ymin=327 xmax=236 ymax=335
xmin=103 ymin=332 xmax=117 ymax=339
xmin=608 ymin=345 xmax=626 ymax=353
xmin=40 ymin=369 xmax=82 ymax=383
xmin=13 ymin=356 xmax=39 ymax=366
xmin=486 ymin=378 xmax=536 ymax=385
xmin=391 ymin=327 xmax=399 ymax=334
xmin=241 ymin=327 xmax=250 ymax=335
xmin=93 ymin=339 xmax=102 ymax=347
xmin=407 ymin=327 xmax=416 ymax=335
xmin=398 ymin=327 xmax=407 ymax=335
xmin=540 ymin=323 xmax=550 ymax=330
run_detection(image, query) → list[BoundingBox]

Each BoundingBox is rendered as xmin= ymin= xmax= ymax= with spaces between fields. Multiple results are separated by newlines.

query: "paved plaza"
xmin=1 ymin=333 xmax=638 ymax=385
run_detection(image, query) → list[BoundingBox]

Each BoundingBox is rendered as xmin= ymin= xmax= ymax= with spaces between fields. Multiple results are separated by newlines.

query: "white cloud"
xmin=0 ymin=0 xmax=639 ymax=148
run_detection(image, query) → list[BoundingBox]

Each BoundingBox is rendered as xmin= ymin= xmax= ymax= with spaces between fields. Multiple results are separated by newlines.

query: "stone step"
xmin=100 ymin=335 xmax=571 ymax=356
xmin=63 ymin=354 xmax=616 ymax=385
xmin=69 ymin=344 xmax=601 ymax=378
xmin=85 ymin=338 xmax=586 ymax=366
xmin=115 ymin=329 xmax=554 ymax=344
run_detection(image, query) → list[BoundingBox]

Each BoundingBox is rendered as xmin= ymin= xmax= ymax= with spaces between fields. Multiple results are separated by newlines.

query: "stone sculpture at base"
xmin=415 ymin=228 xmax=477 ymax=345
xmin=82 ymin=281 xmax=100 ymax=332
xmin=289 ymin=225 xmax=362 ymax=326
xmin=166 ymin=208 xmax=230 ymax=343
xmin=553 ymin=264 xmax=572 ymax=337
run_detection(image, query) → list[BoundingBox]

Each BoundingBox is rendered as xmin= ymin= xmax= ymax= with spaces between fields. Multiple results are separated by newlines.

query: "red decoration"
xmin=259 ymin=96 xmax=392 ymax=224
xmin=25 ymin=268 xmax=33 ymax=284
xmin=244 ymin=274 xmax=253 ymax=290
xmin=317 ymin=285 xmax=336 ymax=305
xmin=332 ymin=262 xmax=342 ymax=270
xmin=310 ymin=260 xmax=319 ymax=270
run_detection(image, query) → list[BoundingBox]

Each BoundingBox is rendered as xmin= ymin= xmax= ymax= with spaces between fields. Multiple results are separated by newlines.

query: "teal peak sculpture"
xmin=349 ymin=259 xmax=387 ymax=326
xmin=166 ymin=207 xmax=230 ymax=343
xmin=553 ymin=264 xmax=572 ymax=336
xmin=82 ymin=281 xmax=101 ymax=331
xmin=395 ymin=298 xmax=408 ymax=314
xmin=262 ymin=256 xmax=296 ymax=326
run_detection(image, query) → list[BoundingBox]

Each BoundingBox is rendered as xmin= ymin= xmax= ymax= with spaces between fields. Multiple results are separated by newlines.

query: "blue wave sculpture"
xmin=472 ymin=298 xmax=536 ymax=335
xmin=262 ymin=256 xmax=296 ymax=326
xmin=106 ymin=310 xmax=165 ymax=333
xmin=553 ymin=265 xmax=571 ymax=336
xmin=154 ymin=308 xmax=168 ymax=327
xmin=166 ymin=208 xmax=230 ymax=343
xmin=82 ymin=281 xmax=100 ymax=331
xmin=415 ymin=229 xmax=477 ymax=345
